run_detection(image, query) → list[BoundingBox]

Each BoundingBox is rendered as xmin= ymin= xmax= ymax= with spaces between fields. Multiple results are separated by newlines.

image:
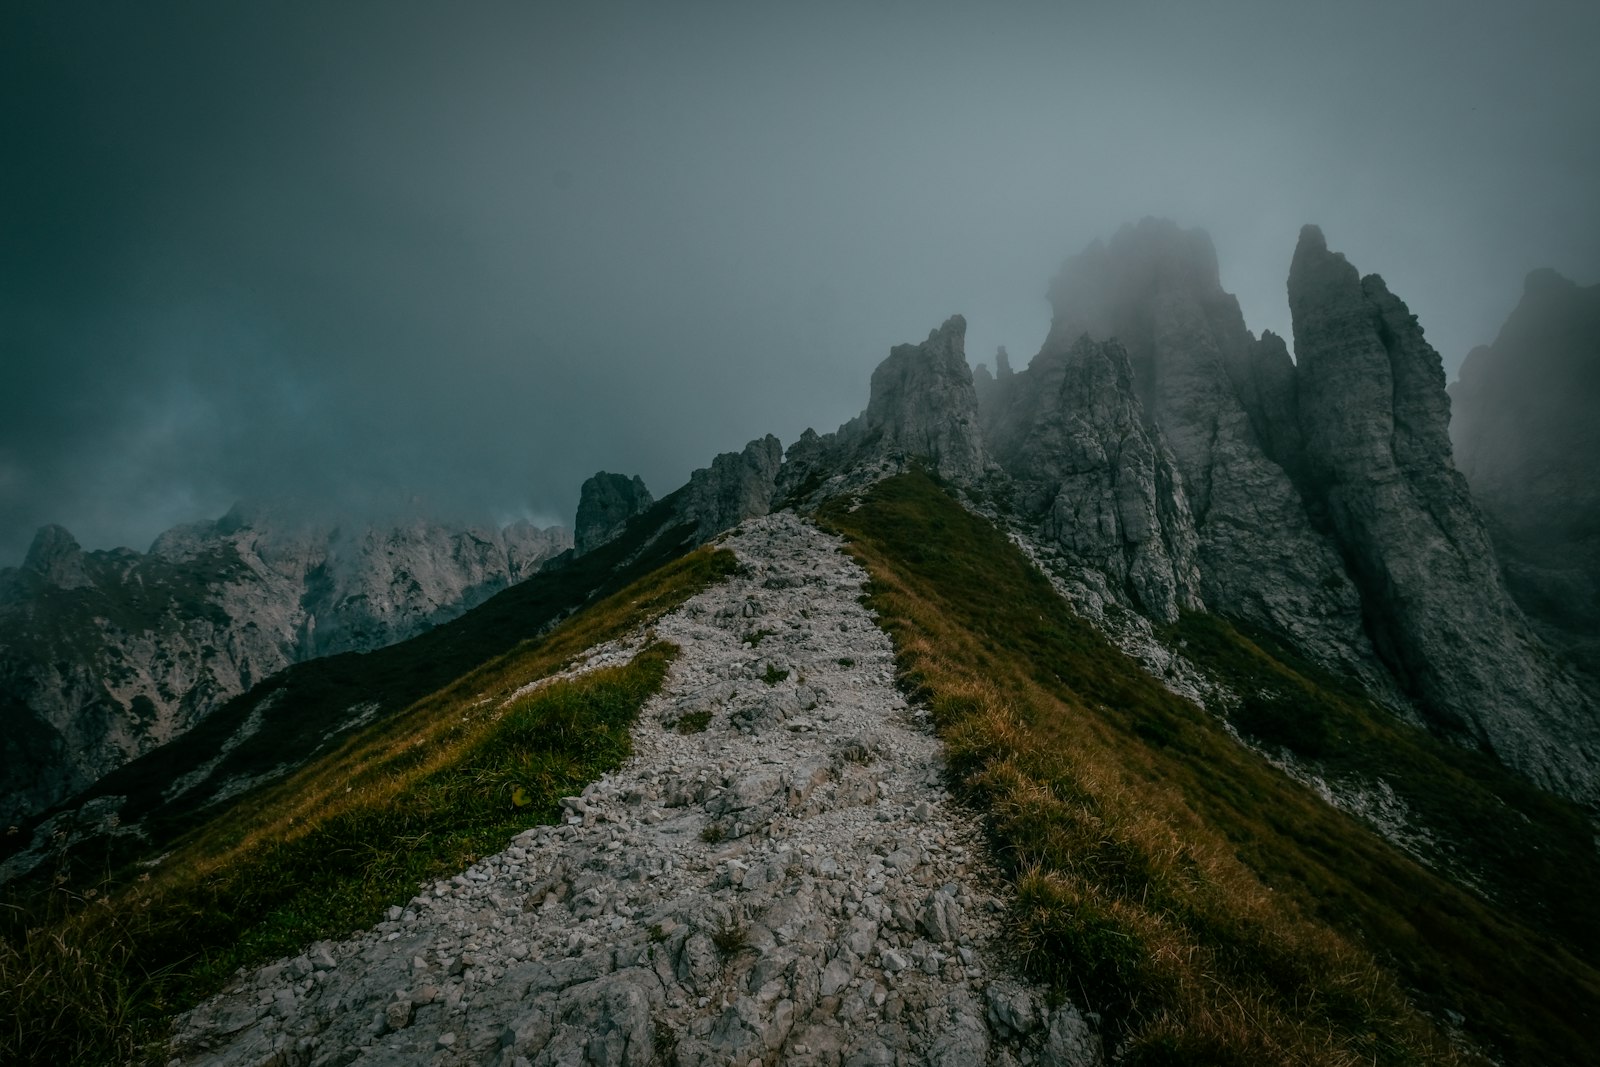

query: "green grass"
xmin=1169 ymin=611 xmax=1600 ymax=954
xmin=823 ymin=470 xmax=1600 ymax=1066
xmin=673 ymin=710 xmax=713 ymax=734
xmin=2 ymin=492 xmax=709 ymax=885
xmin=0 ymin=546 xmax=736 ymax=1067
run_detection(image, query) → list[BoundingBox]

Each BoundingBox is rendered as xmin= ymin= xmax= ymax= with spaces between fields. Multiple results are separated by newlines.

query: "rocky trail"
xmin=172 ymin=512 xmax=1100 ymax=1067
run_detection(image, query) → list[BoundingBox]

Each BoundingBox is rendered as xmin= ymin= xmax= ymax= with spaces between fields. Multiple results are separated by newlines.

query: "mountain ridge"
xmin=0 ymin=510 xmax=570 ymax=823
xmin=6 ymin=218 xmax=1600 ymax=1066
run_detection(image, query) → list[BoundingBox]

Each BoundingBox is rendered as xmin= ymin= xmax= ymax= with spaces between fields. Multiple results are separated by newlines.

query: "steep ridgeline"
xmin=0 ymin=512 xmax=569 ymax=824
xmin=1288 ymin=226 xmax=1600 ymax=801
xmin=859 ymin=219 xmax=1598 ymax=804
xmin=776 ymin=316 xmax=990 ymax=505
xmin=980 ymin=219 xmax=1378 ymax=684
xmin=981 ymin=334 xmax=1202 ymax=624
xmin=172 ymin=515 xmax=1095 ymax=1067
xmin=573 ymin=436 xmax=785 ymax=560
xmin=1450 ymin=269 xmax=1600 ymax=673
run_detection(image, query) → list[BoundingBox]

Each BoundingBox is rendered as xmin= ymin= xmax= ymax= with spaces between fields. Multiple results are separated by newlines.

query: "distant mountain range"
xmin=0 ymin=510 xmax=569 ymax=822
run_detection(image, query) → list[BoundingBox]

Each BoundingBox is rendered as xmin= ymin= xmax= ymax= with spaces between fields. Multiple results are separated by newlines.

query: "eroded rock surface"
xmin=680 ymin=435 xmax=784 ymax=541
xmin=1450 ymin=268 xmax=1600 ymax=674
xmin=859 ymin=315 xmax=988 ymax=483
xmin=1289 ymin=224 xmax=1600 ymax=801
xmin=983 ymin=335 xmax=1201 ymax=624
xmin=1030 ymin=218 xmax=1372 ymax=672
xmin=575 ymin=474 xmax=656 ymax=556
xmin=172 ymin=513 xmax=1100 ymax=1067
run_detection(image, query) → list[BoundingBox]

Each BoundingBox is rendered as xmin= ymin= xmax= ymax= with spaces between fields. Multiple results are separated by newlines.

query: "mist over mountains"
xmin=5 ymin=2 xmax=1599 ymax=567
xmin=6 ymin=213 xmax=1600 ymax=1066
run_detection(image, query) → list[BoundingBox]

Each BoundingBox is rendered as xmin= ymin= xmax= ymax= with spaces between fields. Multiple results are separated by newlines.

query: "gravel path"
xmin=172 ymin=512 xmax=1100 ymax=1067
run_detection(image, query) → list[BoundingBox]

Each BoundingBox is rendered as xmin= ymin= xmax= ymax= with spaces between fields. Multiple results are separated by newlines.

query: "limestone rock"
xmin=860 ymin=314 xmax=988 ymax=482
xmin=1289 ymin=224 xmax=1600 ymax=801
xmin=169 ymin=512 xmax=1100 ymax=1067
xmin=1010 ymin=219 xmax=1375 ymax=678
xmin=574 ymin=473 xmax=654 ymax=555
xmin=1449 ymin=268 xmax=1600 ymax=674
xmin=21 ymin=525 xmax=93 ymax=590
xmin=983 ymin=334 xmax=1202 ymax=623
xmin=680 ymin=435 xmax=783 ymax=540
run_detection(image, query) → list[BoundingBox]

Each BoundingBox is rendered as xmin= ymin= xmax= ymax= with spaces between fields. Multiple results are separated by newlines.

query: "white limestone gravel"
xmin=170 ymin=512 xmax=1101 ymax=1067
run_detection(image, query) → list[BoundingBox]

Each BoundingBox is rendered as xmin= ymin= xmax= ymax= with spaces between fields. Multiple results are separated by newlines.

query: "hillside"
xmin=0 ymin=511 xmax=570 ymax=823
xmin=4 ymin=220 xmax=1598 ymax=1066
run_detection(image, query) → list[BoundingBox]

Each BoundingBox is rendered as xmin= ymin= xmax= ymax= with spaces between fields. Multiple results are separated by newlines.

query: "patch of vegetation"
xmin=699 ymin=822 xmax=727 ymax=845
xmin=653 ymin=1017 xmax=679 ymax=1064
xmin=1228 ymin=688 xmax=1335 ymax=757
xmin=711 ymin=917 xmax=748 ymax=959
xmin=0 ymin=546 xmax=737 ymax=1067
xmin=837 ymin=657 xmax=855 ymax=668
xmin=674 ymin=710 xmax=713 ymax=734
xmin=742 ymin=628 xmax=777 ymax=648
xmin=761 ymin=664 xmax=789 ymax=686
xmin=823 ymin=470 xmax=1600 ymax=1067
xmin=1169 ymin=610 xmax=1600 ymax=955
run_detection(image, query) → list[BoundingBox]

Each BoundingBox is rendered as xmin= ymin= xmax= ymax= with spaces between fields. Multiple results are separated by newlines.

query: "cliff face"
xmin=1009 ymin=220 xmax=1372 ymax=672
xmin=1450 ymin=269 xmax=1600 ymax=672
xmin=681 ymin=435 xmax=784 ymax=541
xmin=983 ymin=335 xmax=1202 ymax=623
xmin=1288 ymin=225 xmax=1598 ymax=799
xmin=574 ymin=473 xmax=654 ymax=555
xmin=0 ymin=513 xmax=570 ymax=823
xmin=861 ymin=315 xmax=988 ymax=482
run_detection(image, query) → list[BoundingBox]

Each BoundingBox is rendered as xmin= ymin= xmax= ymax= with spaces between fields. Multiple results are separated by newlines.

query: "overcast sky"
xmin=4 ymin=1 xmax=1598 ymax=565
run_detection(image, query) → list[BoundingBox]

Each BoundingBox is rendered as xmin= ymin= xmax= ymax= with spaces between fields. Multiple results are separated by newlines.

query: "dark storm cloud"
xmin=5 ymin=1 xmax=1598 ymax=564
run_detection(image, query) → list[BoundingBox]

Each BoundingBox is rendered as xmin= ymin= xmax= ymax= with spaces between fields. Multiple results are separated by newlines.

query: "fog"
xmin=4 ymin=1 xmax=1598 ymax=564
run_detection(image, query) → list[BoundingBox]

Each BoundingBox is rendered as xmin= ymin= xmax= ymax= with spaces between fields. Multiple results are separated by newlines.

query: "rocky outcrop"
xmin=1450 ymin=269 xmax=1600 ymax=673
xmin=574 ymin=473 xmax=655 ymax=555
xmin=859 ymin=315 xmax=988 ymax=482
xmin=680 ymin=435 xmax=783 ymax=540
xmin=1019 ymin=220 xmax=1373 ymax=673
xmin=769 ymin=318 xmax=988 ymax=509
xmin=172 ymin=514 xmax=1099 ymax=1067
xmin=1288 ymin=225 xmax=1599 ymax=800
xmin=20 ymin=525 xmax=95 ymax=590
xmin=0 ymin=512 xmax=570 ymax=823
xmin=983 ymin=335 xmax=1202 ymax=623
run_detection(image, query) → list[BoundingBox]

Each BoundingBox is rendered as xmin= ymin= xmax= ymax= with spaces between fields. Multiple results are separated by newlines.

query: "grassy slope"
xmin=0 ymin=543 xmax=737 ymax=1067
xmin=1 ymin=494 xmax=702 ymax=882
xmin=823 ymin=471 xmax=1600 ymax=1067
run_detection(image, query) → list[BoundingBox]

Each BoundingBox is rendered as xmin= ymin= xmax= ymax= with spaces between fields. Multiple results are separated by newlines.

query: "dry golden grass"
xmin=822 ymin=472 xmax=1600 ymax=1065
xmin=0 ymin=545 xmax=738 ymax=1067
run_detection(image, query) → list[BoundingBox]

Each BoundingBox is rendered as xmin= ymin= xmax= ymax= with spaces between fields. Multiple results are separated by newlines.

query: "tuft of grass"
xmin=823 ymin=471 xmax=1600 ymax=1067
xmin=743 ymin=628 xmax=777 ymax=648
xmin=761 ymin=664 xmax=789 ymax=686
xmin=0 ymin=547 xmax=737 ymax=1067
xmin=699 ymin=822 xmax=727 ymax=845
xmin=673 ymin=710 xmax=713 ymax=735
xmin=711 ymin=917 xmax=748 ymax=959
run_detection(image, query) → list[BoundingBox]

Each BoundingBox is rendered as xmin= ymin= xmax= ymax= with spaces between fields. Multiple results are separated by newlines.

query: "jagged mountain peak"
xmin=20 ymin=524 xmax=92 ymax=589
xmin=1289 ymin=227 xmax=1599 ymax=800
xmin=859 ymin=312 xmax=987 ymax=483
xmin=574 ymin=472 xmax=654 ymax=555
